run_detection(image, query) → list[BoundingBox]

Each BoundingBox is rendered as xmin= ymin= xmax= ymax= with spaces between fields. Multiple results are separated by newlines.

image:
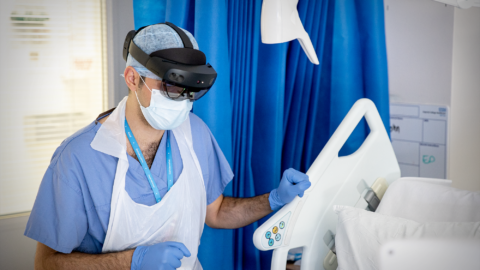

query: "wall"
xmin=0 ymin=215 xmax=36 ymax=269
xmin=449 ymin=7 xmax=480 ymax=191
xmin=106 ymin=0 xmax=134 ymax=108
xmin=384 ymin=0 xmax=480 ymax=191
xmin=0 ymin=1 xmax=134 ymax=269
xmin=384 ymin=0 xmax=454 ymax=106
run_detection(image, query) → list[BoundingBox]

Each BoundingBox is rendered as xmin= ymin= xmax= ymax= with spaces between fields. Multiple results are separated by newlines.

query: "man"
xmin=25 ymin=23 xmax=311 ymax=270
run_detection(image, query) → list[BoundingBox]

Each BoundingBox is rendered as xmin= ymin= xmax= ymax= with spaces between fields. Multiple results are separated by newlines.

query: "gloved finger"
xmin=284 ymin=168 xmax=309 ymax=184
xmin=167 ymin=242 xmax=191 ymax=258
xmin=169 ymin=247 xmax=185 ymax=260
xmin=298 ymin=191 xmax=305 ymax=198
xmin=168 ymin=257 xmax=182 ymax=269
xmin=293 ymin=180 xmax=311 ymax=194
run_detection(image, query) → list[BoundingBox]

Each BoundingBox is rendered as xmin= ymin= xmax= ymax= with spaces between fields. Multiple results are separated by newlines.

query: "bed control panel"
xmin=261 ymin=212 xmax=291 ymax=249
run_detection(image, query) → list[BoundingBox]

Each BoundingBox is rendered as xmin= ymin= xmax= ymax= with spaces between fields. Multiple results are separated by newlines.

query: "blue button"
xmin=279 ymin=221 xmax=285 ymax=229
xmin=275 ymin=233 xmax=281 ymax=241
xmin=268 ymin=239 xmax=274 ymax=246
xmin=265 ymin=231 xmax=271 ymax=239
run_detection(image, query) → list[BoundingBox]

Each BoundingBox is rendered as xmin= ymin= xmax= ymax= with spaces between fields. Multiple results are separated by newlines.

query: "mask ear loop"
xmin=135 ymin=76 xmax=152 ymax=108
xmin=139 ymin=75 xmax=153 ymax=93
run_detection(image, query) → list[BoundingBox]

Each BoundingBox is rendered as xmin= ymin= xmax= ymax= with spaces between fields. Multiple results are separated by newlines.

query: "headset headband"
xmin=123 ymin=22 xmax=199 ymax=63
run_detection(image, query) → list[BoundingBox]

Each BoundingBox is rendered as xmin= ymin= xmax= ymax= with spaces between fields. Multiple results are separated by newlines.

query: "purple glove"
xmin=131 ymin=241 xmax=191 ymax=270
xmin=269 ymin=168 xmax=311 ymax=211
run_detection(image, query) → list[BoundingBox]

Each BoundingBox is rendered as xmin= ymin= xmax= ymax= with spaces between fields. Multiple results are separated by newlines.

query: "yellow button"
xmin=272 ymin=226 xmax=278 ymax=234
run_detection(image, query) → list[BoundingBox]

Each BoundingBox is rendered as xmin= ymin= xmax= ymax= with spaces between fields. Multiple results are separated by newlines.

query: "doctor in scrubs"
xmin=25 ymin=24 xmax=311 ymax=270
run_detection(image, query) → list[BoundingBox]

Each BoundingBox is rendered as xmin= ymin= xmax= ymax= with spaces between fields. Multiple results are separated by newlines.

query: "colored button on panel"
xmin=268 ymin=239 xmax=274 ymax=246
xmin=275 ymin=233 xmax=281 ymax=241
xmin=272 ymin=226 xmax=278 ymax=234
xmin=265 ymin=231 xmax=271 ymax=239
xmin=279 ymin=221 xmax=285 ymax=229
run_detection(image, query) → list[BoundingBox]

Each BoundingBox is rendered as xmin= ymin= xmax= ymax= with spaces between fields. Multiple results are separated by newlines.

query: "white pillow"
xmin=376 ymin=178 xmax=480 ymax=223
xmin=334 ymin=205 xmax=480 ymax=270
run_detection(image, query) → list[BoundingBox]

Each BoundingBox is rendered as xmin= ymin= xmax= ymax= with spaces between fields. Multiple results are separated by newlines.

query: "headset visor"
xmin=160 ymin=80 xmax=211 ymax=101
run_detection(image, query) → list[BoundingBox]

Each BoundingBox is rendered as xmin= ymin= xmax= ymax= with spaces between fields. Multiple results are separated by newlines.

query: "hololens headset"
xmin=123 ymin=22 xmax=217 ymax=101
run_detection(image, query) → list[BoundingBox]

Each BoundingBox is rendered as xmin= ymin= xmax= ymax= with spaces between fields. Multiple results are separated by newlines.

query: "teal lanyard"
xmin=125 ymin=119 xmax=173 ymax=203
xmin=166 ymin=130 xmax=174 ymax=192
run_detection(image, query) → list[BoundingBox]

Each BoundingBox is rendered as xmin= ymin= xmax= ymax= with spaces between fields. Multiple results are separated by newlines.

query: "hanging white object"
xmin=434 ymin=0 xmax=480 ymax=9
xmin=253 ymin=99 xmax=401 ymax=270
xmin=260 ymin=0 xmax=320 ymax=65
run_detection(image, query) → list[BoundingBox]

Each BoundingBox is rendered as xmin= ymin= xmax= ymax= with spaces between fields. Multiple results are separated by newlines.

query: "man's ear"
xmin=124 ymin=66 xmax=139 ymax=92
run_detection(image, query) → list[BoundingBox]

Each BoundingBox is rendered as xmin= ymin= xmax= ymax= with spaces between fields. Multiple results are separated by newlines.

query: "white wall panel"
xmin=384 ymin=0 xmax=454 ymax=106
xmin=449 ymin=7 xmax=480 ymax=191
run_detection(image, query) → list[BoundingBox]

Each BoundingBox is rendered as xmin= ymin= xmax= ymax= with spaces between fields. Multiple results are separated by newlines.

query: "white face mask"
xmin=135 ymin=77 xmax=193 ymax=130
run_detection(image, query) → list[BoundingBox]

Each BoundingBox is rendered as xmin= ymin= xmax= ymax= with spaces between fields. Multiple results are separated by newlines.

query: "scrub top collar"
xmin=94 ymin=106 xmax=177 ymax=185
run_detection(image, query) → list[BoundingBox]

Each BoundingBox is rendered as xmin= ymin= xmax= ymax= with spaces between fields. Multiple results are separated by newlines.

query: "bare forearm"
xmin=35 ymin=242 xmax=133 ymax=270
xmin=211 ymin=193 xmax=273 ymax=229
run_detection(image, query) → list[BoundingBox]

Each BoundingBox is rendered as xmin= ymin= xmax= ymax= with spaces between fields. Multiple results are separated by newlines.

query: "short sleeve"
xmin=24 ymin=161 xmax=88 ymax=254
xmin=190 ymin=114 xmax=234 ymax=205
xmin=190 ymin=113 xmax=233 ymax=204
xmin=205 ymin=128 xmax=234 ymax=204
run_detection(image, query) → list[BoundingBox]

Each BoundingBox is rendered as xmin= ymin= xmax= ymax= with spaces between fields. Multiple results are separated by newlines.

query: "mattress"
xmin=376 ymin=177 xmax=480 ymax=223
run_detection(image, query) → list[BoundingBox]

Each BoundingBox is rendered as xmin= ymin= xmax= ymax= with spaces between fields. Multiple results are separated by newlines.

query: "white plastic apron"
xmin=91 ymin=97 xmax=206 ymax=270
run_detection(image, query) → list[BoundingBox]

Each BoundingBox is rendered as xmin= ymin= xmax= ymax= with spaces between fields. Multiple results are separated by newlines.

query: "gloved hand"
xmin=269 ymin=168 xmax=311 ymax=211
xmin=131 ymin=241 xmax=191 ymax=270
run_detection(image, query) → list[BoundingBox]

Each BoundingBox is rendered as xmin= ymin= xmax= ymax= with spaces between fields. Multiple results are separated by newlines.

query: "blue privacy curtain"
xmin=282 ymin=0 xmax=390 ymax=173
xmin=132 ymin=0 xmax=389 ymax=269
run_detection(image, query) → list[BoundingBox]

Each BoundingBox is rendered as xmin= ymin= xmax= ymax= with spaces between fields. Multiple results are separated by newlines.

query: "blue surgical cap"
xmin=126 ymin=24 xmax=199 ymax=80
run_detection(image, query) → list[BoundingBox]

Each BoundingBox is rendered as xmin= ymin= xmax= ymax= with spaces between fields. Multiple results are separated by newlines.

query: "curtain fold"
xmin=133 ymin=0 xmax=166 ymax=29
xmin=132 ymin=0 xmax=390 ymax=269
xmin=193 ymin=1 xmax=235 ymax=269
xmin=355 ymin=0 xmax=390 ymax=133
xmin=252 ymin=40 xmax=288 ymax=270
xmin=227 ymin=1 xmax=263 ymax=269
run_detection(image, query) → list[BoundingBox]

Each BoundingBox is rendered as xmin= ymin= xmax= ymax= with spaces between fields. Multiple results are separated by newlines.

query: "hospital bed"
xmin=253 ymin=99 xmax=480 ymax=270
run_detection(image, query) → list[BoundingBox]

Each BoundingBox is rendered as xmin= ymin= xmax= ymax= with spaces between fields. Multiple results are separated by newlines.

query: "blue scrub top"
xmin=24 ymin=112 xmax=233 ymax=254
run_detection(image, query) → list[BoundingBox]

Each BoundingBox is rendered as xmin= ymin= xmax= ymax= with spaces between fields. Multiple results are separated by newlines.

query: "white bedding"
xmin=334 ymin=177 xmax=480 ymax=270
xmin=376 ymin=177 xmax=480 ymax=223
xmin=334 ymin=205 xmax=480 ymax=270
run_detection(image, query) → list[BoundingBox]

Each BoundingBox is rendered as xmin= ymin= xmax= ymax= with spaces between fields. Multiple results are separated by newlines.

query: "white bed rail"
xmin=253 ymin=98 xmax=401 ymax=270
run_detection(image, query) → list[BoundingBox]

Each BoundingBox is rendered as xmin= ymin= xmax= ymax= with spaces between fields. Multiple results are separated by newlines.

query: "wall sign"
xmin=390 ymin=103 xmax=449 ymax=179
